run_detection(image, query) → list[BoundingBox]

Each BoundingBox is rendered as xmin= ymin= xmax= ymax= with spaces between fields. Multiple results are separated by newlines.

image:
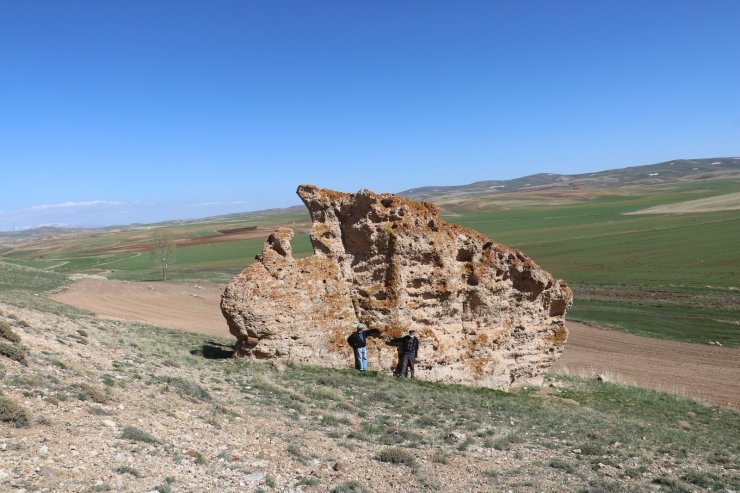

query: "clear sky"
xmin=1 ymin=1 xmax=739 ymax=229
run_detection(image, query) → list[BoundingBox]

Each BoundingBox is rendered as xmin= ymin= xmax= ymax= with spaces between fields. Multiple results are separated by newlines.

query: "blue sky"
xmin=1 ymin=1 xmax=739 ymax=229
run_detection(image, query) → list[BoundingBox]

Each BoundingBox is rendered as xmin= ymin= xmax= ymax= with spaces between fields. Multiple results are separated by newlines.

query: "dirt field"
xmin=626 ymin=191 xmax=740 ymax=214
xmin=52 ymin=278 xmax=740 ymax=409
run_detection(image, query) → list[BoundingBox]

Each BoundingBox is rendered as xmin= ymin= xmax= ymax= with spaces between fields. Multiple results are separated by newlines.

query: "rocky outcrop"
xmin=221 ymin=185 xmax=573 ymax=388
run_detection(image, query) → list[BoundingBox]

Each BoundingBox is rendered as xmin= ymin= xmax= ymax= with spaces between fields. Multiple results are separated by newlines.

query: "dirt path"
xmin=52 ymin=279 xmax=740 ymax=409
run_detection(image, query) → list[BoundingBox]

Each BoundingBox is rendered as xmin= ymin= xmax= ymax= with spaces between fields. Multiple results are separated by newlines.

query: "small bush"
xmin=113 ymin=465 xmax=141 ymax=477
xmin=0 ymin=395 xmax=30 ymax=427
xmin=72 ymin=383 xmax=108 ymax=403
xmin=0 ymin=321 xmax=21 ymax=343
xmin=89 ymin=405 xmax=113 ymax=416
xmin=155 ymin=477 xmax=175 ymax=493
xmin=490 ymin=432 xmax=521 ymax=451
xmin=652 ymin=476 xmax=693 ymax=493
xmin=457 ymin=436 xmax=475 ymax=451
xmin=296 ymin=477 xmax=320 ymax=487
xmin=120 ymin=426 xmax=158 ymax=444
xmin=375 ymin=447 xmax=416 ymax=467
xmin=330 ymin=481 xmax=370 ymax=493
xmin=0 ymin=342 xmax=28 ymax=366
xmin=432 ymin=451 xmax=449 ymax=464
xmin=549 ymin=458 xmax=576 ymax=473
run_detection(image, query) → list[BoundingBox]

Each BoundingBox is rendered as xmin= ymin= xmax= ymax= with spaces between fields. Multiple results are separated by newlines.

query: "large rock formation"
xmin=221 ymin=185 xmax=573 ymax=388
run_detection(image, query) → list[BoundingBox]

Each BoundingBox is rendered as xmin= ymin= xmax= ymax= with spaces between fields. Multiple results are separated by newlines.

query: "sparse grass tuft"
xmin=0 ymin=395 xmax=29 ymax=427
xmin=0 ymin=321 xmax=21 ymax=343
xmin=156 ymin=375 xmax=211 ymax=402
xmin=120 ymin=426 xmax=158 ymax=444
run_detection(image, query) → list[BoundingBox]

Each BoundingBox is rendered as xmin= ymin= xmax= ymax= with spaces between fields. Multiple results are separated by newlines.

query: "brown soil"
xmin=51 ymin=279 xmax=229 ymax=337
xmin=555 ymin=321 xmax=740 ymax=409
xmin=52 ymin=279 xmax=740 ymax=409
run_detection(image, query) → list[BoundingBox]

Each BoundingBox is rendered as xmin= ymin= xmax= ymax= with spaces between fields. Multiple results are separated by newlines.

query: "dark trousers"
xmin=399 ymin=353 xmax=415 ymax=378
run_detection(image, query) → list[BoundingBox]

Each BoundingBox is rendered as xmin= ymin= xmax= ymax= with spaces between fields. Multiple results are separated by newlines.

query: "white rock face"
xmin=221 ymin=185 xmax=573 ymax=389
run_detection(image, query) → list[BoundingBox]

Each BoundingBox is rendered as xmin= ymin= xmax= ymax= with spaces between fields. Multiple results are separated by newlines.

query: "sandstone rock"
xmin=221 ymin=185 xmax=573 ymax=389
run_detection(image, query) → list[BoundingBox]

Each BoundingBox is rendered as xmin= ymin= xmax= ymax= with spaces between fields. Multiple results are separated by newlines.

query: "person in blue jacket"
xmin=347 ymin=324 xmax=377 ymax=372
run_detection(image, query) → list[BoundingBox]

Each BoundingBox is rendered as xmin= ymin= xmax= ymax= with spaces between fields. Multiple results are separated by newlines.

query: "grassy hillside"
xmin=0 ymin=263 xmax=737 ymax=492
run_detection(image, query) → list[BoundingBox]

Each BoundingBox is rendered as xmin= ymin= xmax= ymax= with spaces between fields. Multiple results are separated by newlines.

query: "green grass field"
xmin=1 ymin=178 xmax=738 ymax=346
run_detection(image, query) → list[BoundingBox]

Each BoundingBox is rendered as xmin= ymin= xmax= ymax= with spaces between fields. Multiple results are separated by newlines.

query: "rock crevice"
xmin=221 ymin=185 xmax=573 ymax=388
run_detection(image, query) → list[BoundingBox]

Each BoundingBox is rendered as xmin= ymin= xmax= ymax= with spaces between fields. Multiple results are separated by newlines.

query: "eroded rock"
xmin=221 ymin=185 xmax=573 ymax=388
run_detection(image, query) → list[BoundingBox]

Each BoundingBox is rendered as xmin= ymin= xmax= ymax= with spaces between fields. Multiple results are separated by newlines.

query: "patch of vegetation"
xmin=0 ymin=395 xmax=29 ymax=427
xmin=375 ymin=447 xmax=416 ymax=467
xmin=0 ymin=321 xmax=21 ymax=343
xmin=89 ymin=405 xmax=113 ymax=416
xmin=488 ymin=431 xmax=521 ymax=451
xmin=296 ymin=476 xmax=320 ymax=487
xmin=456 ymin=436 xmax=475 ymax=451
xmin=432 ymin=451 xmax=449 ymax=464
xmin=155 ymin=375 xmax=211 ymax=402
xmin=120 ymin=426 xmax=159 ymax=444
xmin=113 ymin=465 xmax=141 ymax=478
xmin=71 ymin=383 xmax=108 ymax=403
xmin=549 ymin=458 xmax=576 ymax=474
xmin=330 ymin=481 xmax=370 ymax=493
xmin=0 ymin=342 xmax=28 ymax=366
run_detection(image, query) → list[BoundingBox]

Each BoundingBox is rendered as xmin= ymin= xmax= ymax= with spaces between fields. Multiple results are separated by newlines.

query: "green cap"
xmin=356 ymin=324 xmax=364 ymax=330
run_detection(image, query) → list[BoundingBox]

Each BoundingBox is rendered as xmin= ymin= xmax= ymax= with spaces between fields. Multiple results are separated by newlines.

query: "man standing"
xmin=398 ymin=329 xmax=419 ymax=379
xmin=348 ymin=324 xmax=370 ymax=373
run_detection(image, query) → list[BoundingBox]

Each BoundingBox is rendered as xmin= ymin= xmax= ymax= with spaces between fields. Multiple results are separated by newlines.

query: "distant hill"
xmin=3 ymin=157 xmax=738 ymax=244
xmin=400 ymin=157 xmax=740 ymax=201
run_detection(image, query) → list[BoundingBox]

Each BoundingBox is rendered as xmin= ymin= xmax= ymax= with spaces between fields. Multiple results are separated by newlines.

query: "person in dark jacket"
xmin=347 ymin=324 xmax=375 ymax=372
xmin=392 ymin=329 xmax=419 ymax=378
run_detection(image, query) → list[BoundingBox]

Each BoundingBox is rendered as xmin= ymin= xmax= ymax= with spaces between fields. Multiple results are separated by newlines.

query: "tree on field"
xmin=152 ymin=230 xmax=176 ymax=281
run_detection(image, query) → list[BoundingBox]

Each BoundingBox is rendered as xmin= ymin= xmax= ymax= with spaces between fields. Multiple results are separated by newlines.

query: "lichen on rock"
xmin=221 ymin=185 xmax=573 ymax=388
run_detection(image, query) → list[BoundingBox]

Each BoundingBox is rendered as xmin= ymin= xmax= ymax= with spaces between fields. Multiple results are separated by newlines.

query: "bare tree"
xmin=152 ymin=230 xmax=176 ymax=281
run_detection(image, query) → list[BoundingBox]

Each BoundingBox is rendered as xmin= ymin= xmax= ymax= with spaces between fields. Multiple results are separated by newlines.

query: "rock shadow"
xmin=190 ymin=341 xmax=235 ymax=359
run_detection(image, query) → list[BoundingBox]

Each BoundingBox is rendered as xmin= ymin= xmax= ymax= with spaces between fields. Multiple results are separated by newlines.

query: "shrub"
xmin=72 ymin=383 xmax=108 ymax=403
xmin=120 ymin=426 xmax=158 ymax=444
xmin=549 ymin=458 xmax=576 ymax=473
xmin=296 ymin=477 xmax=320 ymax=487
xmin=0 ymin=321 xmax=21 ymax=343
xmin=155 ymin=477 xmax=175 ymax=493
xmin=113 ymin=465 xmax=141 ymax=477
xmin=89 ymin=405 xmax=113 ymax=416
xmin=0 ymin=395 xmax=29 ymax=427
xmin=457 ymin=436 xmax=475 ymax=451
xmin=0 ymin=342 xmax=28 ymax=366
xmin=432 ymin=451 xmax=449 ymax=464
xmin=330 ymin=481 xmax=370 ymax=493
xmin=375 ymin=447 xmax=416 ymax=467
